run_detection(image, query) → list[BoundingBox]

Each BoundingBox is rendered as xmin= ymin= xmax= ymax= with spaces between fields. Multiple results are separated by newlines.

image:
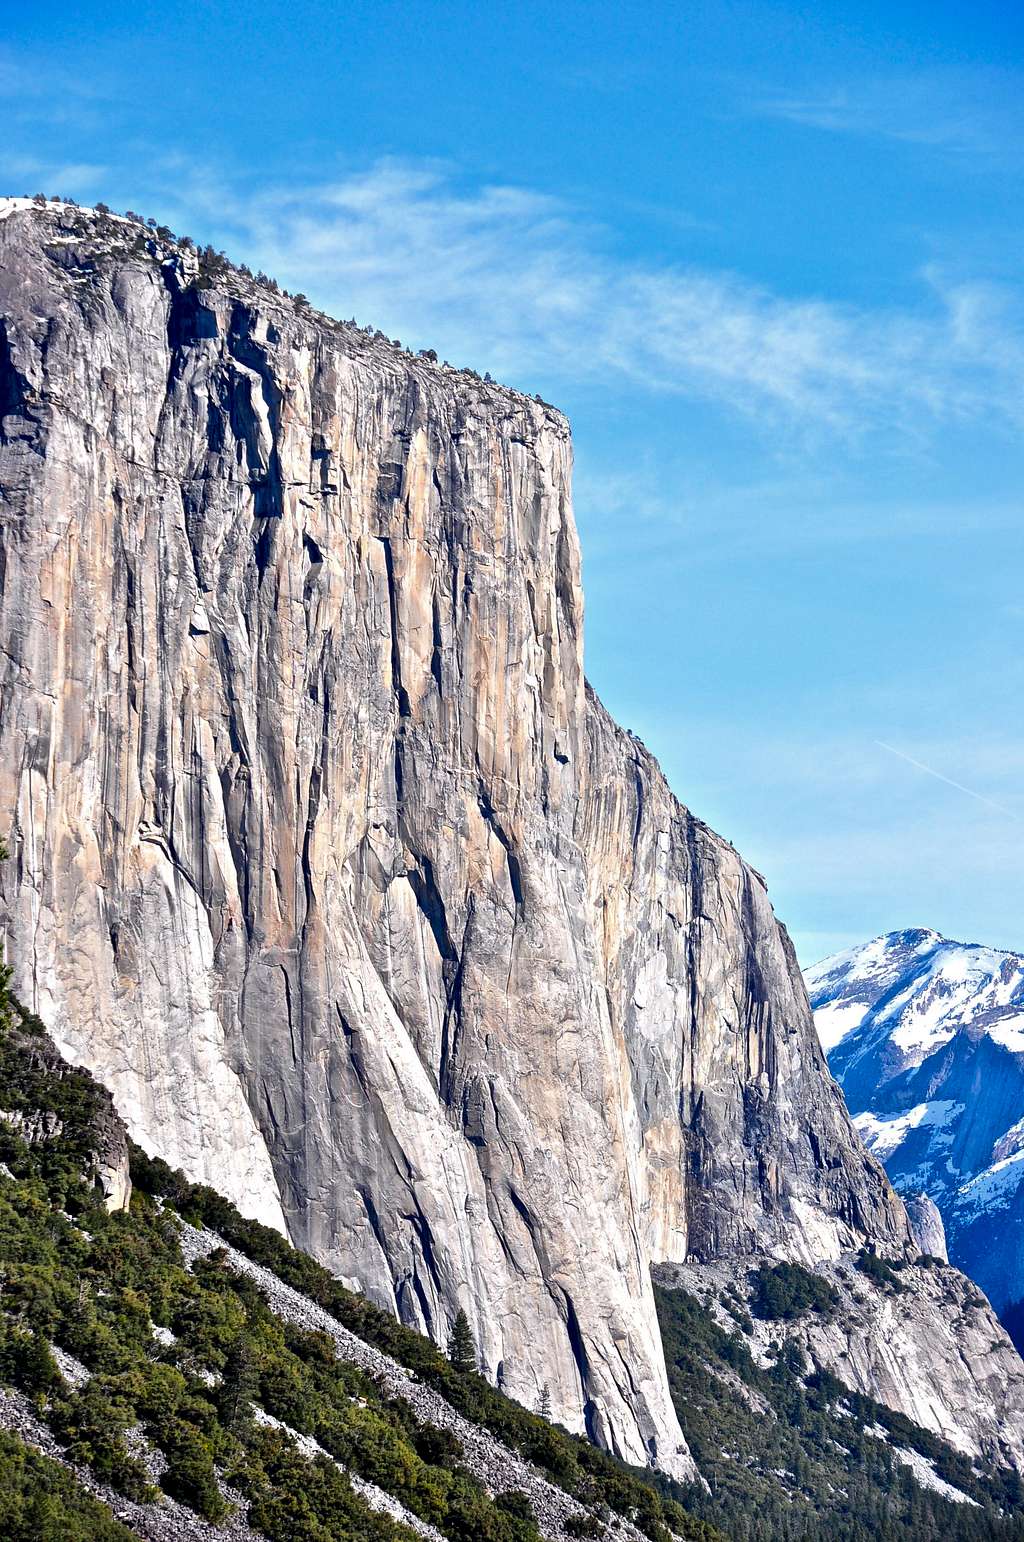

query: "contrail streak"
xmin=875 ymin=740 xmax=1021 ymax=822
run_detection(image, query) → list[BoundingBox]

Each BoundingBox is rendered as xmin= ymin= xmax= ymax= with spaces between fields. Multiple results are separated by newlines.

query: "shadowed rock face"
xmin=0 ymin=199 xmax=1002 ymax=1477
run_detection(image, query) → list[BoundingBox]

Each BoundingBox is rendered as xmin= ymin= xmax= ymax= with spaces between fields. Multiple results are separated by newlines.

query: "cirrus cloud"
xmin=139 ymin=156 xmax=1024 ymax=441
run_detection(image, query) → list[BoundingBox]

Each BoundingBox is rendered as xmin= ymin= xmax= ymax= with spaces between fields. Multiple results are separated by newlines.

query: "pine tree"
xmin=538 ymin=1382 xmax=552 ymax=1420
xmin=447 ymin=1308 xmax=476 ymax=1375
xmin=219 ymin=1336 xmax=257 ymax=1432
xmin=24 ymin=1492 xmax=62 ymax=1541
xmin=11 ymin=1330 xmax=59 ymax=1394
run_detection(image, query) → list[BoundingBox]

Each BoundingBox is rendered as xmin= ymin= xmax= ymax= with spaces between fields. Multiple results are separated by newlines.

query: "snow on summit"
xmin=806 ymin=930 xmax=1024 ymax=1313
xmin=806 ymin=929 xmax=1024 ymax=1065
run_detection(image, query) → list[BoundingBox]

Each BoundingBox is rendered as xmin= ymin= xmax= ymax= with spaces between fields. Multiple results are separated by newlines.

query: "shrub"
xmin=749 ymin=1261 xmax=840 ymax=1321
xmin=565 ymin=1517 xmax=606 ymax=1539
xmin=0 ymin=1427 xmax=136 ymax=1541
xmin=855 ymin=1249 xmax=907 ymax=1294
xmin=161 ymin=1428 xmax=230 ymax=1523
xmin=4 ymin=1327 xmax=61 ymax=1394
xmin=49 ymin=1386 xmax=153 ymax=1501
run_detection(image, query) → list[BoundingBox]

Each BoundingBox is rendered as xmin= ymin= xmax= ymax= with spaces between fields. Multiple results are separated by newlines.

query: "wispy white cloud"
xmin=751 ymin=69 xmax=1024 ymax=158
xmin=0 ymin=152 xmax=106 ymax=194
xmin=5 ymin=136 xmax=1022 ymax=440
xmin=146 ymin=157 xmax=1024 ymax=440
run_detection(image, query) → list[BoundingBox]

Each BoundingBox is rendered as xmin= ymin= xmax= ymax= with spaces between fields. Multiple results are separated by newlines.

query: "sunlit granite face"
xmin=2 ymin=199 xmax=1021 ymax=1477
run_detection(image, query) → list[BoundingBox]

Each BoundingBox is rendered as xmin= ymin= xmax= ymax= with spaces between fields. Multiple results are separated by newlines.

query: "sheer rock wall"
xmin=3 ymin=201 xmax=1014 ymax=1476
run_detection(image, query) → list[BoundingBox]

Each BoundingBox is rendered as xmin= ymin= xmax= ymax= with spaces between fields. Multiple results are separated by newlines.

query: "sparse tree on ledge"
xmin=448 ymin=1307 xmax=476 ymax=1375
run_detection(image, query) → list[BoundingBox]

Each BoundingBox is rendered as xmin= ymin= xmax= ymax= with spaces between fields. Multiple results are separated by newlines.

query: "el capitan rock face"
xmin=1 ymin=198 xmax=1021 ymax=1476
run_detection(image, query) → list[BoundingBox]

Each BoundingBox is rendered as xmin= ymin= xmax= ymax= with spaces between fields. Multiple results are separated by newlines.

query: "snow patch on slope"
xmin=814 ymin=1000 xmax=870 ymax=1053
xmin=809 ymin=931 xmax=1024 ymax=1067
xmin=0 ymin=198 xmax=42 ymax=221
xmin=957 ymin=1150 xmax=1024 ymax=1218
xmin=854 ymin=1101 xmax=961 ymax=1163
xmin=807 ymin=929 xmax=1024 ymax=1311
xmin=0 ymin=197 xmax=136 ymax=226
xmin=987 ymin=1014 xmax=1024 ymax=1054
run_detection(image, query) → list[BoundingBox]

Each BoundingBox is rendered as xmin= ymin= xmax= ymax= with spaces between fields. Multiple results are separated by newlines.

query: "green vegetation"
xmin=749 ymin=1262 xmax=840 ymax=1322
xmin=0 ymin=967 xmax=718 ymax=1542
xmin=0 ymin=980 xmax=519 ymax=1541
xmin=0 ymin=1426 xmax=137 ymax=1542
xmin=854 ymin=1249 xmax=907 ymax=1295
xmin=130 ymin=1145 xmax=722 ymax=1542
xmin=0 ymin=998 xmax=118 ymax=1214
xmin=653 ymin=1282 xmax=1024 ymax=1541
xmin=448 ymin=1309 xmax=477 ymax=1375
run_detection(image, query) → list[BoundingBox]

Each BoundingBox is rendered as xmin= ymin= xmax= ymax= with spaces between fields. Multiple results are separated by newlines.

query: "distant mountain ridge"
xmin=806 ymin=929 xmax=1024 ymax=1314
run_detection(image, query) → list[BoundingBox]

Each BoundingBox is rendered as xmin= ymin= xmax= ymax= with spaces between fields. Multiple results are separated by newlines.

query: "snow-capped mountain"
xmin=806 ymin=929 xmax=1024 ymax=1313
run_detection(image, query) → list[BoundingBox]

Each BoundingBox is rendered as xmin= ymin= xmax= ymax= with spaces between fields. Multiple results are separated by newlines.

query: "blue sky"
xmin=4 ymin=0 xmax=1023 ymax=962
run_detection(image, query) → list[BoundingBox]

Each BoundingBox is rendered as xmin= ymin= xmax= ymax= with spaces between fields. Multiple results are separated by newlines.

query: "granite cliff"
xmin=1 ymin=198 xmax=1021 ymax=1478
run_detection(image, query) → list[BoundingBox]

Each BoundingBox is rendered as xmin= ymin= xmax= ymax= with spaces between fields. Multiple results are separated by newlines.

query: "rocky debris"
xmin=660 ymin=1254 xmax=1024 ymax=1471
xmin=179 ymin=1222 xmax=648 ymax=1542
xmin=50 ymin=1343 xmax=90 ymax=1389
xmin=350 ymin=1474 xmax=446 ymax=1542
xmin=124 ymin=1424 xmax=171 ymax=1486
xmin=890 ymin=1445 xmax=980 ymax=1507
xmin=0 ymin=1108 xmax=64 ymax=1142
xmin=252 ymin=1407 xmax=445 ymax=1542
xmin=0 ymin=1386 xmax=256 ymax=1542
xmin=0 ymin=196 xmax=1015 ymax=1475
xmin=707 ymin=1362 xmax=771 ymax=1417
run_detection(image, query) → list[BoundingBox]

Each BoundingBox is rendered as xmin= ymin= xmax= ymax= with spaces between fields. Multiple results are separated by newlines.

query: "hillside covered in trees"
xmin=3 ymin=954 xmax=1024 ymax=1541
xmin=0 ymin=963 xmax=717 ymax=1542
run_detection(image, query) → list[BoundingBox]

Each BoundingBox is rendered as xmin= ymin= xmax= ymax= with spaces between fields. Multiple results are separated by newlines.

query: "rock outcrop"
xmin=904 ymin=1193 xmax=948 ymax=1263
xmin=0 ymin=198 xmax=1020 ymax=1475
xmin=661 ymin=1254 xmax=1024 ymax=1472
